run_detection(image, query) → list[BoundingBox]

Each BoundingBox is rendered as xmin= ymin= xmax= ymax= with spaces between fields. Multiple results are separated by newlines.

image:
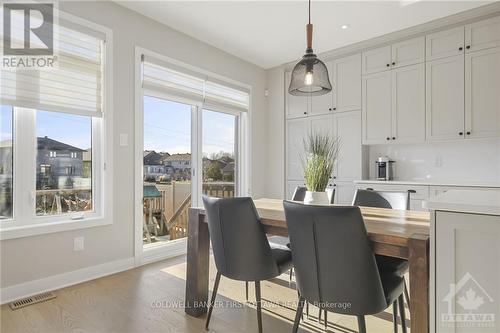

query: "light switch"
xmin=119 ymin=133 xmax=128 ymax=146
xmin=74 ymin=237 xmax=84 ymax=251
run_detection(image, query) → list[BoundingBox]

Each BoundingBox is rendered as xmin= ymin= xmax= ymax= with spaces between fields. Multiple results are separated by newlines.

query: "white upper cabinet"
xmin=391 ymin=37 xmax=426 ymax=68
xmin=333 ymin=111 xmax=362 ymax=180
xmin=465 ymin=46 xmax=500 ymax=139
xmin=362 ymin=71 xmax=392 ymax=144
xmin=285 ymin=71 xmax=310 ymax=119
xmin=426 ymin=55 xmax=465 ymax=141
xmin=310 ymin=62 xmax=335 ymax=116
xmin=333 ymin=54 xmax=362 ymax=112
xmin=392 ymin=64 xmax=426 ymax=143
xmin=286 ymin=117 xmax=309 ymax=180
xmin=465 ymin=15 xmax=500 ymax=53
xmin=426 ymin=26 xmax=465 ymax=61
xmin=362 ymin=46 xmax=392 ymax=75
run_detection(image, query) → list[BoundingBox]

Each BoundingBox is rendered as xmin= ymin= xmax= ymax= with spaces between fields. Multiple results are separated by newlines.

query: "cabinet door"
xmin=392 ymin=36 xmax=425 ymax=68
xmin=465 ymin=16 xmax=500 ymax=53
xmin=362 ymin=71 xmax=392 ymax=144
xmin=334 ymin=181 xmax=356 ymax=205
xmin=310 ymin=62 xmax=334 ymax=116
xmin=333 ymin=111 xmax=361 ymax=181
xmin=286 ymin=118 xmax=309 ymax=180
xmin=286 ymin=71 xmax=310 ymax=119
xmin=310 ymin=114 xmax=333 ymax=137
xmin=426 ymin=55 xmax=465 ymax=141
xmin=465 ymin=47 xmax=500 ymax=139
xmin=435 ymin=211 xmax=500 ymax=333
xmin=426 ymin=26 xmax=464 ymax=61
xmin=333 ymin=54 xmax=361 ymax=112
xmin=392 ymin=63 xmax=425 ymax=143
xmin=362 ymin=46 xmax=391 ymax=75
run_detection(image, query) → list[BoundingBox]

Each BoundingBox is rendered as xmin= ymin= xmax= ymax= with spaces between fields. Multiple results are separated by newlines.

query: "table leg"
xmin=409 ymin=233 xmax=430 ymax=333
xmin=185 ymin=208 xmax=210 ymax=317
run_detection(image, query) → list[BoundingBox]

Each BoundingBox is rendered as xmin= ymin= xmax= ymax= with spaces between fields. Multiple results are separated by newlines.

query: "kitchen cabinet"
xmin=465 ymin=15 xmax=500 ymax=53
xmin=465 ymin=46 xmax=500 ymax=139
xmin=333 ymin=111 xmax=362 ymax=181
xmin=286 ymin=117 xmax=309 ymax=180
xmin=285 ymin=71 xmax=310 ymax=119
xmin=426 ymin=26 xmax=465 ymax=61
xmin=435 ymin=210 xmax=500 ymax=333
xmin=426 ymin=55 xmax=465 ymax=141
xmin=362 ymin=37 xmax=424 ymax=74
xmin=310 ymin=62 xmax=335 ymax=116
xmin=332 ymin=54 xmax=361 ymax=112
xmin=362 ymin=71 xmax=392 ymax=143
xmin=362 ymin=63 xmax=425 ymax=144
xmin=334 ymin=181 xmax=357 ymax=205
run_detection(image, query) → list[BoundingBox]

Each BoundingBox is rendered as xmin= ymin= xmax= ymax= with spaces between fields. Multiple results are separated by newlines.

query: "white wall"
xmin=367 ymin=139 xmax=500 ymax=184
xmin=0 ymin=1 xmax=267 ymax=289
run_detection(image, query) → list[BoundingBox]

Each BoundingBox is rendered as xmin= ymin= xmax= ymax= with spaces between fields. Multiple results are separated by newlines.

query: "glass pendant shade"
xmin=289 ymin=51 xmax=332 ymax=96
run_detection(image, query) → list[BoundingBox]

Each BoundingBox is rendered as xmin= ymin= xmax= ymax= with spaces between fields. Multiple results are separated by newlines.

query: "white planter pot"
xmin=303 ymin=191 xmax=329 ymax=205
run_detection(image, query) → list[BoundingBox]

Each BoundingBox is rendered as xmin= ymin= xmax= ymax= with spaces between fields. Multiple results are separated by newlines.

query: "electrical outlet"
xmin=74 ymin=237 xmax=84 ymax=251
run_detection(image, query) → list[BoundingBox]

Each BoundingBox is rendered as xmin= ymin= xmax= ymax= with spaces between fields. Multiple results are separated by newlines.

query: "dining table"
xmin=184 ymin=198 xmax=431 ymax=333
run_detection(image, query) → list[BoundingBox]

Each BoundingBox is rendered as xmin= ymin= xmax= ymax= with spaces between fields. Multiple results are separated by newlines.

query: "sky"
xmin=1 ymin=97 xmax=235 ymax=156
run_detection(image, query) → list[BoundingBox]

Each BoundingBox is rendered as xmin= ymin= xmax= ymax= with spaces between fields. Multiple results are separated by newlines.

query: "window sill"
xmin=0 ymin=216 xmax=112 ymax=240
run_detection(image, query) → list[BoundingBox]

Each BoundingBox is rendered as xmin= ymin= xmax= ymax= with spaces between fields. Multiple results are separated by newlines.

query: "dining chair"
xmin=352 ymin=188 xmax=412 ymax=310
xmin=202 ymin=196 xmax=293 ymax=333
xmin=283 ymin=201 xmax=407 ymax=333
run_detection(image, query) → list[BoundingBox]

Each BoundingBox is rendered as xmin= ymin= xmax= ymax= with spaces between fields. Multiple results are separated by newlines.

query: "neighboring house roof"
xmin=222 ymin=162 xmax=235 ymax=173
xmin=163 ymin=153 xmax=191 ymax=162
xmin=144 ymin=151 xmax=165 ymax=165
xmin=37 ymin=136 xmax=84 ymax=152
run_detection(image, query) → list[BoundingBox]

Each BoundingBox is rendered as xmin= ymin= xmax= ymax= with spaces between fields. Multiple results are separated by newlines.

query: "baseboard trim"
xmin=0 ymin=257 xmax=135 ymax=305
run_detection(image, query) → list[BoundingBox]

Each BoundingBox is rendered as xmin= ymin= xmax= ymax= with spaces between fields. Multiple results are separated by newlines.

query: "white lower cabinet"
xmin=434 ymin=211 xmax=500 ymax=333
xmin=334 ymin=181 xmax=357 ymax=205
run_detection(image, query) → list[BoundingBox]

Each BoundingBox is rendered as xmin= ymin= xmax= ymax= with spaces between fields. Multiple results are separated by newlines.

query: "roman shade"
xmin=0 ymin=17 xmax=105 ymax=117
xmin=142 ymin=56 xmax=249 ymax=112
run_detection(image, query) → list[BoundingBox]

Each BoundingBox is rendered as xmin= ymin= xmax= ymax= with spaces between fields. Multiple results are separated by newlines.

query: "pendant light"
xmin=288 ymin=0 xmax=332 ymax=96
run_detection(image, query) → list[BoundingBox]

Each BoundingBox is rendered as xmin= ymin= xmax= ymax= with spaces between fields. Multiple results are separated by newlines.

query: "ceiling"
xmin=118 ymin=1 xmax=493 ymax=69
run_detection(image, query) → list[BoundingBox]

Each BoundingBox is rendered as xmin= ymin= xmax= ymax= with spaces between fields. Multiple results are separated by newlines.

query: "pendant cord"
xmin=308 ymin=0 xmax=311 ymax=24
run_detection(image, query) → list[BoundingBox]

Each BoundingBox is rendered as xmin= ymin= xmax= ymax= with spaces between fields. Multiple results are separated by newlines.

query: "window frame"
xmin=0 ymin=12 xmax=113 ymax=240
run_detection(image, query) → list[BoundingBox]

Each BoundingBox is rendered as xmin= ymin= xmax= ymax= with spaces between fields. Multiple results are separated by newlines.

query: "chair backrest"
xmin=283 ymin=201 xmax=387 ymax=315
xmin=326 ymin=187 xmax=335 ymax=204
xmin=202 ymin=196 xmax=279 ymax=281
xmin=352 ymin=189 xmax=411 ymax=210
xmin=291 ymin=186 xmax=307 ymax=201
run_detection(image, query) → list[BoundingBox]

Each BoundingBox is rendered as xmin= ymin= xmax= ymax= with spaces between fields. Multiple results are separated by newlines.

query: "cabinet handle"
xmin=333 ymin=184 xmax=337 ymax=187
xmin=392 ymin=137 xmax=396 ymax=140
xmin=303 ymin=112 xmax=307 ymax=115
xmin=459 ymin=132 xmax=463 ymax=136
xmin=386 ymin=137 xmax=390 ymax=140
xmin=333 ymin=107 xmax=336 ymax=111
xmin=392 ymin=62 xmax=396 ymax=66
xmin=386 ymin=64 xmax=390 ymax=67
xmin=466 ymin=45 xmax=471 ymax=49
xmin=459 ymin=47 xmax=463 ymax=51
xmin=466 ymin=131 xmax=471 ymax=135
xmin=328 ymin=108 xmax=332 ymax=111
xmin=333 ymin=176 xmax=336 ymax=179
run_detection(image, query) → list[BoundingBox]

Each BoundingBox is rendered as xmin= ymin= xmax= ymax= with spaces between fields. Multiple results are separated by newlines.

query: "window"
xmin=0 ymin=17 xmax=111 ymax=238
xmin=0 ymin=106 xmax=13 ymax=220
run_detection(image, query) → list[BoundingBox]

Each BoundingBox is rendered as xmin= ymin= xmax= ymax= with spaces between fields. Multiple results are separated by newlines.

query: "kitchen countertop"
xmin=354 ymin=179 xmax=500 ymax=188
xmin=422 ymin=189 xmax=500 ymax=215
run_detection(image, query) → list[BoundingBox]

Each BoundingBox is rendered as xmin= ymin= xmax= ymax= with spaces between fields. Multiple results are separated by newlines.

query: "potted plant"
xmin=302 ymin=132 xmax=340 ymax=205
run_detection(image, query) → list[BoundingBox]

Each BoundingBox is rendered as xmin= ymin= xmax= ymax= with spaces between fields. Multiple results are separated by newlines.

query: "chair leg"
xmin=205 ymin=272 xmax=221 ymax=330
xmin=403 ymin=279 xmax=411 ymax=311
xmin=246 ymin=281 xmax=249 ymax=302
xmin=255 ymin=281 xmax=263 ymax=333
xmin=306 ymin=301 xmax=309 ymax=318
xmin=398 ymin=294 xmax=408 ymax=333
xmin=292 ymin=296 xmax=305 ymax=333
xmin=289 ymin=267 xmax=293 ymax=283
xmin=318 ymin=307 xmax=322 ymax=323
xmin=323 ymin=308 xmax=328 ymax=331
xmin=392 ymin=300 xmax=398 ymax=333
xmin=357 ymin=315 xmax=366 ymax=333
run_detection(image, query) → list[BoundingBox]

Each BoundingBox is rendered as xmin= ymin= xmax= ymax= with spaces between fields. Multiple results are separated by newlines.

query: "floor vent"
xmin=9 ymin=292 xmax=56 ymax=310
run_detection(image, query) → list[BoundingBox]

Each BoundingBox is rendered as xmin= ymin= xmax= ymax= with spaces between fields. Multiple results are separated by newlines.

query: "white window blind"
xmin=142 ymin=57 xmax=249 ymax=112
xmin=1 ymin=18 xmax=105 ymax=117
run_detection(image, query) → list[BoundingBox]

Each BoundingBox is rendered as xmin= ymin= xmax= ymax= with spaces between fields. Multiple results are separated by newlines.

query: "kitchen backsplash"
xmin=366 ymin=138 xmax=500 ymax=184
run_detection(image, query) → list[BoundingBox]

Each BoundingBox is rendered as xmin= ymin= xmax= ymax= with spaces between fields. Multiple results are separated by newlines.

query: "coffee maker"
xmin=375 ymin=156 xmax=394 ymax=181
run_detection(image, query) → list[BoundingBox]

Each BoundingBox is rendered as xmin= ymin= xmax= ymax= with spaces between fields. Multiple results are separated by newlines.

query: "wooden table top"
xmin=251 ymin=198 xmax=431 ymax=246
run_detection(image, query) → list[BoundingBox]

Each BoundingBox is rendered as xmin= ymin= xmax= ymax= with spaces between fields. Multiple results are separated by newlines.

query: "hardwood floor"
xmin=1 ymin=255 xmax=409 ymax=333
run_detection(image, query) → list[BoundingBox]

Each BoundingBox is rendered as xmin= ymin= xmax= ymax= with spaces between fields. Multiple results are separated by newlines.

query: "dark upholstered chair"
xmin=352 ymin=188 xmax=412 ymax=310
xmin=202 ymin=196 xmax=293 ymax=333
xmin=283 ymin=201 xmax=407 ymax=333
xmin=291 ymin=186 xmax=307 ymax=202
